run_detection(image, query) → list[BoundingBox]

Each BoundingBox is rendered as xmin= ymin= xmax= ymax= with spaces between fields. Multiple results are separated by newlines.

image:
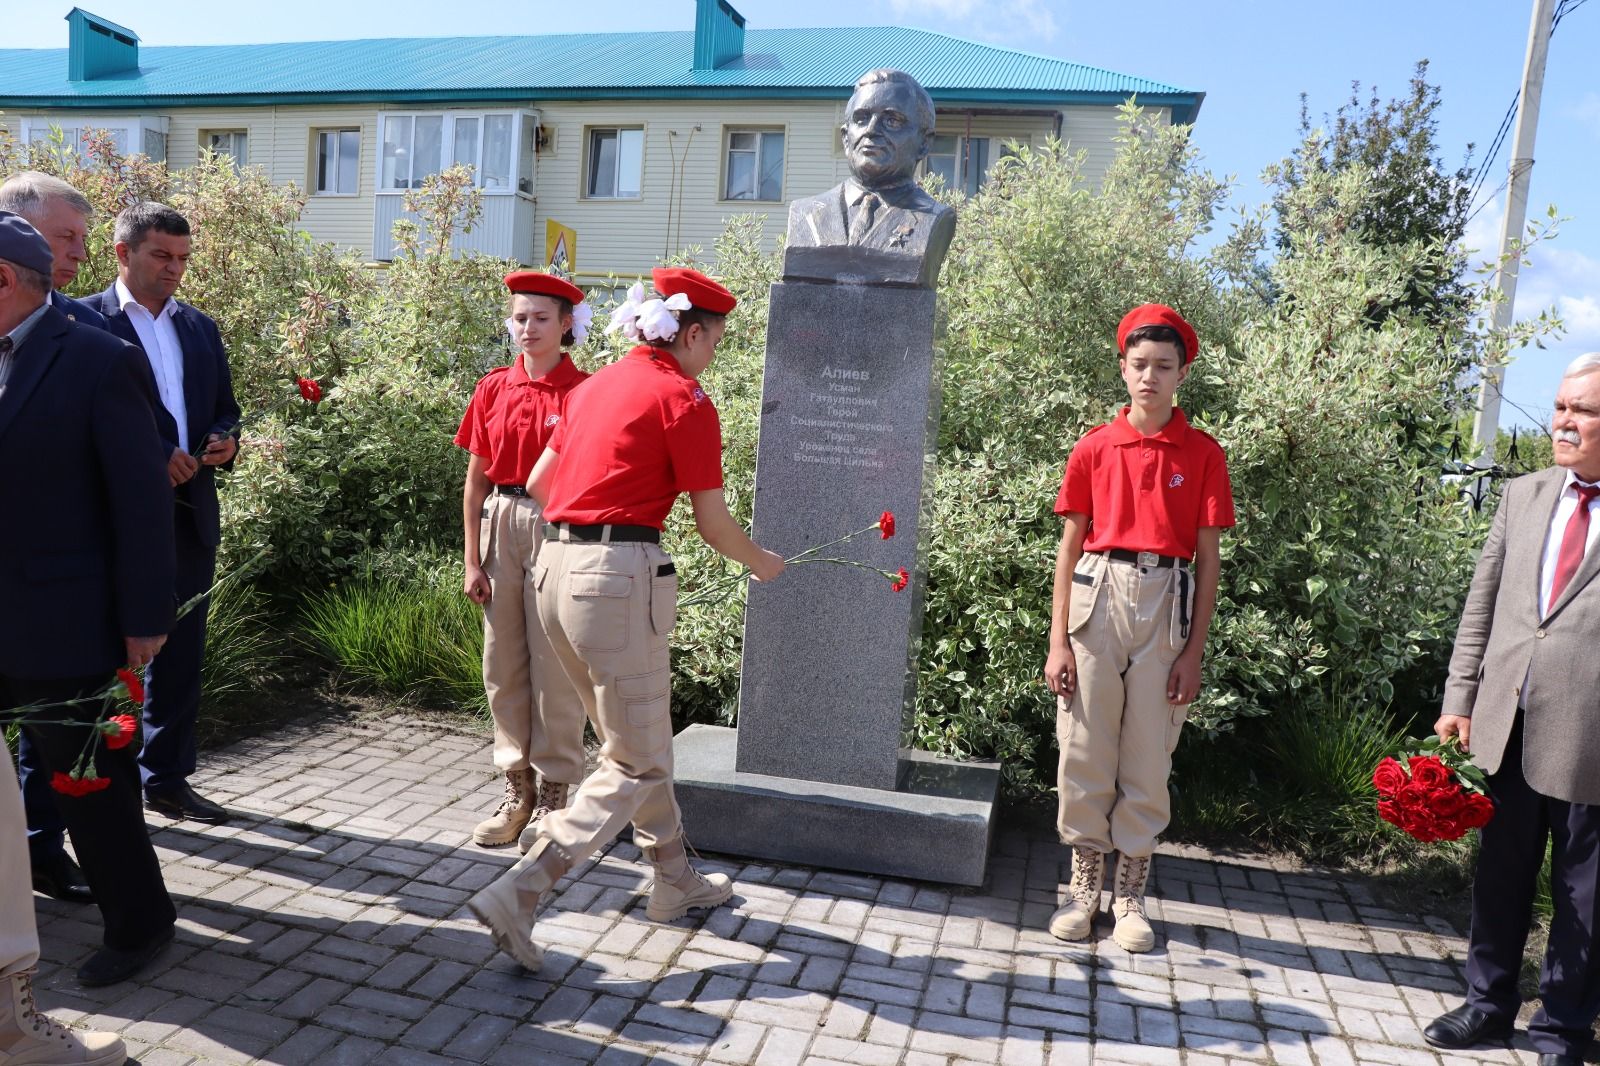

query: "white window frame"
xmin=923 ymin=134 xmax=998 ymax=197
xmin=20 ymin=115 xmax=168 ymax=163
xmin=313 ymin=128 xmax=361 ymax=197
xmin=584 ymin=127 xmax=645 ymax=200
xmin=721 ymin=127 xmax=786 ymax=203
xmin=376 ymin=111 xmax=534 ymax=196
xmin=201 ymin=129 xmax=248 ymax=169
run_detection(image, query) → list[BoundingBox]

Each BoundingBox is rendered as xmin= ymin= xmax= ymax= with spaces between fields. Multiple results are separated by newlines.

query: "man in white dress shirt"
xmin=1424 ymin=351 xmax=1600 ymax=1066
xmin=88 ymin=203 xmax=241 ymax=826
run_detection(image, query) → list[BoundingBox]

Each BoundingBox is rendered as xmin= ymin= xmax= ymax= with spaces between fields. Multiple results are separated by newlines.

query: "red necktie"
xmin=1549 ymin=483 xmax=1600 ymax=605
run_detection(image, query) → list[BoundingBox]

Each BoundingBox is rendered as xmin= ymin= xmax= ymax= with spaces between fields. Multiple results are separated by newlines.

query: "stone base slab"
xmin=670 ymin=724 xmax=1001 ymax=886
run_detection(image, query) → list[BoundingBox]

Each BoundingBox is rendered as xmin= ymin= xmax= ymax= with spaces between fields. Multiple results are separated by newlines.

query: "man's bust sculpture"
xmin=783 ymin=68 xmax=957 ymax=290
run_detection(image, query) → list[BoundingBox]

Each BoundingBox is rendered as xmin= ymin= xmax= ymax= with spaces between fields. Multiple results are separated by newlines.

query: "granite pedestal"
xmin=673 ymin=279 xmax=1001 ymax=886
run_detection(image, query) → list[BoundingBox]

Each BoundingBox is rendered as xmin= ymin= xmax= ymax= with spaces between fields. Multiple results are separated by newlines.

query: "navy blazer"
xmin=51 ymin=289 xmax=108 ymax=330
xmin=0 ymin=305 xmax=176 ymax=679
xmin=89 ymin=284 xmax=241 ymax=549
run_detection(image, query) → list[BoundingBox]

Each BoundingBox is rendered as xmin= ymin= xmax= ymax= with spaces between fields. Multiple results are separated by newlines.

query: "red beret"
xmin=504 ymin=270 xmax=585 ymax=305
xmin=1116 ymin=304 xmax=1198 ymax=364
xmin=652 ymin=267 xmax=736 ymax=315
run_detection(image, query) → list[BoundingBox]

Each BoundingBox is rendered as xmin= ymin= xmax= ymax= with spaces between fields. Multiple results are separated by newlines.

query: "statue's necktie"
xmin=850 ymin=192 xmax=881 ymax=239
xmin=1549 ymin=482 xmax=1600 ymax=605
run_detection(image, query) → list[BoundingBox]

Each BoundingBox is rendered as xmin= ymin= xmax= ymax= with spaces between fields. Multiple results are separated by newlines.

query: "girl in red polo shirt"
xmin=454 ymin=271 xmax=592 ymax=849
xmin=465 ymin=267 xmax=785 ymax=972
xmin=1043 ymin=304 xmax=1234 ymax=953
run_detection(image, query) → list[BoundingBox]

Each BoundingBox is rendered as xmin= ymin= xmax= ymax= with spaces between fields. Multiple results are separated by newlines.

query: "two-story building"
xmin=0 ymin=3 xmax=1203 ymax=283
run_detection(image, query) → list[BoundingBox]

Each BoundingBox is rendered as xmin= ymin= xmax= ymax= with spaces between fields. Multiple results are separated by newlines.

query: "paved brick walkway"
xmin=30 ymin=714 xmax=1541 ymax=1065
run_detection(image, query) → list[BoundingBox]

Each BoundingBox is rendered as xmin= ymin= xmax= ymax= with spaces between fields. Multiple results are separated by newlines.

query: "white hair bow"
xmin=607 ymin=282 xmax=691 ymax=344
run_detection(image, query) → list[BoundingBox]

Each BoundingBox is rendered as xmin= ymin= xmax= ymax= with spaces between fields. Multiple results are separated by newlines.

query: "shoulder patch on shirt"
xmin=691 ymin=387 xmax=708 ymax=405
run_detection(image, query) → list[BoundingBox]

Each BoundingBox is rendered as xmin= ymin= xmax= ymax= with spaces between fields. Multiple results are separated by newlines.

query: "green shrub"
xmin=301 ymin=566 xmax=484 ymax=710
xmin=199 ymin=580 xmax=284 ymax=703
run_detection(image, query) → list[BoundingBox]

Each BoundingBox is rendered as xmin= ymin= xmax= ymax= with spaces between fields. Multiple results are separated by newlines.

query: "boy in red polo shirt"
xmin=1043 ymin=304 xmax=1234 ymax=953
xmin=466 ymin=267 xmax=785 ymax=971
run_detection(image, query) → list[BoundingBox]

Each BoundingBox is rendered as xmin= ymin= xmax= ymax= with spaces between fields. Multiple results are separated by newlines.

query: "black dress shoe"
xmin=1537 ymin=1054 xmax=1582 ymax=1066
xmin=76 ymin=926 xmax=174 ymax=987
xmin=31 ymin=852 xmax=95 ymax=904
xmin=144 ymin=784 xmax=231 ymax=824
xmin=1423 ymin=1003 xmax=1512 ymax=1049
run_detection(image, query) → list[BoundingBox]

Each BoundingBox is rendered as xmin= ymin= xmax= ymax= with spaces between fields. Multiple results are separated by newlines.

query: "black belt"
xmin=1099 ymin=548 xmax=1188 ymax=569
xmin=543 ymin=522 xmax=660 ymax=544
xmin=494 ymin=484 xmax=528 ymax=497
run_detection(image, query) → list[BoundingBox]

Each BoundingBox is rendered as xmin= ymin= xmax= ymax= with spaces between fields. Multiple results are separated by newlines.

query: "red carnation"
xmin=51 ymin=771 xmax=111 ymax=797
xmin=1372 ymin=757 xmax=1406 ymax=797
xmin=1408 ymin=755 xmax=1453 ymax=791
xmin=101 ymin=714 xmax=138 ymax=750
xmin=878 ymin=511 xmax=896 ymax=539
xmin=115 ymin=667 xmax=144 ymax=705
xmin=297 ymin=377 xmax=323 ymax=403
xmin=890 ymin=567 xmax=909 ymax=593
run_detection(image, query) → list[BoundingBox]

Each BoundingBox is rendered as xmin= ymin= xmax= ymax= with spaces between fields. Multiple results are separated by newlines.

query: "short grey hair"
xmin=0 ymin=171 xmax=93 ymax=222
xmin=113 ymin=201 xmax=190 ymax=250
xmin=0 ymin=256 xmax=52 ymax=295
xmin=1563 ymin=351 xmax=1600 ymax=379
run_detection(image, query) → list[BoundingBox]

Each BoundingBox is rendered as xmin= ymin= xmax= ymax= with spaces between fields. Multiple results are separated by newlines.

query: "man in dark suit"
xmin=0 ymin=171 xmax=112 ymax=905
xmin=0 ymin=209 xmax=179 ymax=989
xmin=782 ymin=68 xmax=957 ymax=290
xmin=88 ymin=202 xmax=240 ymax=825
xmin=1424 ymin=351 xmax=1600 ymax=1066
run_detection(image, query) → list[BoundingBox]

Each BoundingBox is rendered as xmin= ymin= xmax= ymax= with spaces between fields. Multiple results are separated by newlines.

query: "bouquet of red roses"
xmin=1372 ymin=735 xmax=1494 ymax=843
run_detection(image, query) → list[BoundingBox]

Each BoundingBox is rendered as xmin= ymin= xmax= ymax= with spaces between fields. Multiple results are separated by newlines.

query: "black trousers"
xmin=2 ymin=673 xmax=176 ymax=951
xmin=139 ymin=520 xmax=216 ymax=795
xmin=1466 ymin=714 xmax=1600 ymax=1057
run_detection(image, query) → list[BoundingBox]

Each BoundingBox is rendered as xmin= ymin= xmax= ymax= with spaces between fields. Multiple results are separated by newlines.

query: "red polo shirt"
xmin=454 ymin=354 xmax=588 ymax=486
xmin=1055 ymin=407 xmax=1234 ymax=560
xmin=543 ymin=346 xmax=723 ymax=528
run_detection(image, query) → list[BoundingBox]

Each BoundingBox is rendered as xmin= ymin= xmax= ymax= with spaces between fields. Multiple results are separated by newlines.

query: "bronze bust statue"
xmin=783 ymin=69 xmax=957 ymax=290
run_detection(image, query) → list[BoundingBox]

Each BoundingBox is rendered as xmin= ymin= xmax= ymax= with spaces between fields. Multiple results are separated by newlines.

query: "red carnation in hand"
xmin=1372 ymin=757 xmax=1406 ymax=797
xmin=115 ymin=667 xmax=144 ymax=705
xmin=51 ymin=771 xmax=111 ymax=797
xmin=890 ymin=567 xmax=909 ymax=593
xmin=101 ymin=714 xmax=138 ymax=750
xmin=297 ymin=377 xmax=323 ymax=403
xmin=878 ymin=511 xmax=896 ymax=539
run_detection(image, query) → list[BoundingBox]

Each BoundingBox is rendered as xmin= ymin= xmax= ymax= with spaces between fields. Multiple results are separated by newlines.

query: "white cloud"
xmin=885 ymin=0 xmax=1059 ymax=45
xmin=1466 ymin=199 xmax=1600 ymax=426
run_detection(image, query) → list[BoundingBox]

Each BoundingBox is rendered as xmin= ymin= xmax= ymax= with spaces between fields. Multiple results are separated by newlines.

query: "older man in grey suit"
xmin=1423 ymin=351 xmax=1600 ymax=1066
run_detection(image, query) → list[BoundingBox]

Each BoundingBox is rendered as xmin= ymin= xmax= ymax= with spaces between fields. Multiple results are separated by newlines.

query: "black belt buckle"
xmin=495 ymin=484 xmax=528 ymax=497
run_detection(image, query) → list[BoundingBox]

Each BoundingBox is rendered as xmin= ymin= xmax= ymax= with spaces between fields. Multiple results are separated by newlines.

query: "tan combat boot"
xmin=472 ymin=767 xmax=536 ymax=847
xmin=643 ymin=836 xmax=732 ymax=922
xmin=1111 ymin=852 xmax=1156 ymax=952
xmin=466 ymin=837 xmax=573 ymax=970
xmin=515 ymin=777 xmax=573 ymax=855
xmin=0 ymin=970 xmax=126 ymax=1065
xmin=1048 ymin=846 xmax=1105 ymax=941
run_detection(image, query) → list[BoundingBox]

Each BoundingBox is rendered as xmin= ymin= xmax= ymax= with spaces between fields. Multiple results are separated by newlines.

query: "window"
xmin=925 ymin=135 xmax=993 ymax=197
xmin=586 ymin=128 xmax=643 ymax=199
xmin=377 ymin=112 xmax=524 ymax=193
xmin=202 ymin=130 xmax=247 ymax=169
xmin=20 ymin=116 xmax=167 ymax=163
xmin=724 ymin=129 xmax=784 ymax=202
xmin=315 ymin=129 xmax=360 ymax=196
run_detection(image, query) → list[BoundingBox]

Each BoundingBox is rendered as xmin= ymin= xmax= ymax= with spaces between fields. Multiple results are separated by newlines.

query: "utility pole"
xmin=1472 ymin=0 xmax=1557 ymax=465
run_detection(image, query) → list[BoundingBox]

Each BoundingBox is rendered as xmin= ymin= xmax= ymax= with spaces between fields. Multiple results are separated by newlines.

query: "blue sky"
xmin=10 ymin=1 xmax=1598 ymax=431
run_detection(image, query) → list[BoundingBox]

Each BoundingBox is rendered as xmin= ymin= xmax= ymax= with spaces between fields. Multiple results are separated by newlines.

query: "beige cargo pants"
xmin=479 ymin=494 xmax=587 ymax=785
xmin=1057 ymin=550 xmax=1195 ymax=858
xmin=526 ymin=528 xmax=683 ymax=867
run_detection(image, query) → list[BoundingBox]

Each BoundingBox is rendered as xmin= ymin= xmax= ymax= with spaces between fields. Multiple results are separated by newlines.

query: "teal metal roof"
xmin=0 ymin=26 xmax=1203 ymax=122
